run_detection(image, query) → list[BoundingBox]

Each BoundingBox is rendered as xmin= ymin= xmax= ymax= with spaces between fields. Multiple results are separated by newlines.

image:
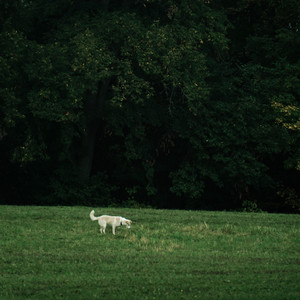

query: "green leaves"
xmin=0 ymin=0 xmax=299 ymax=210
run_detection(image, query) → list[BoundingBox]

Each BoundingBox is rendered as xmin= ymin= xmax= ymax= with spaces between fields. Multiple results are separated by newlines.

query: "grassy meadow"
xmin=0 ymin=205 xmax=300 ymax=299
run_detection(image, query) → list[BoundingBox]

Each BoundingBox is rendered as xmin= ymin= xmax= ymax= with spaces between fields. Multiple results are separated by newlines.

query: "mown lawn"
xmin=0 ymin=205 xmax=299 ymax=299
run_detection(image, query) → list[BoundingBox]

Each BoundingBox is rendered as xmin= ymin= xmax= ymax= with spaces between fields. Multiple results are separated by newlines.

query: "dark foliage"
xmin=0 ymin=0 xmax=299 ymax=212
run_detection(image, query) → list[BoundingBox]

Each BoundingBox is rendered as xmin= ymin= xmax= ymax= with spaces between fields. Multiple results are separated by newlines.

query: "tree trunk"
xmin=78 ymin=78 xmax=111 ymax=182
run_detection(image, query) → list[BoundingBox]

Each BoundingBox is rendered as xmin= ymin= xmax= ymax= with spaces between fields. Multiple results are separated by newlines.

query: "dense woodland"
xmin=0 ymin=0 xmax=299 ymax=212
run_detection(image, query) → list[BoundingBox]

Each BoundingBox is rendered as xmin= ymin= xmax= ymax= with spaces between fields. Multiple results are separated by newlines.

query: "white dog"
xmin=90 ymin=210 xmax=132 ymax=235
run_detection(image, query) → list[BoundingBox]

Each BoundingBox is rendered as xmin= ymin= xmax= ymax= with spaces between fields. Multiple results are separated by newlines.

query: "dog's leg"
xmin=112 ymin=225 xmax=116 ymax=235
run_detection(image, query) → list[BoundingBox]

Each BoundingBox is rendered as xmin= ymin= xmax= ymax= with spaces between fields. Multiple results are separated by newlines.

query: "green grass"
xmin=0 ymin=206 xmax=299 ymax=299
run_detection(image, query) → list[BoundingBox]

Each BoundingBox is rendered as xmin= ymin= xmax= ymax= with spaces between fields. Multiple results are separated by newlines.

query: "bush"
xmin=44 ymin=171 xmax=116 ymax=206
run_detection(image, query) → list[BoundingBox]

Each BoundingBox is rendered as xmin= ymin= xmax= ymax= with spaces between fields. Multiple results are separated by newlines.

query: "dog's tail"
xmin=89 ymin=210 xmax=99 ymax=221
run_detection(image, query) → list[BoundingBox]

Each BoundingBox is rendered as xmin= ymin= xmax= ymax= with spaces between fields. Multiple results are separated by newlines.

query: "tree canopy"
xmin=1 ymin=0 xmax=299 ymax=212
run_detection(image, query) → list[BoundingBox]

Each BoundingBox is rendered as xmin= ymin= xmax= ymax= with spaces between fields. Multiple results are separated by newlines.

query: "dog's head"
xmin=123 ymin=219 xmax=132 ymax=229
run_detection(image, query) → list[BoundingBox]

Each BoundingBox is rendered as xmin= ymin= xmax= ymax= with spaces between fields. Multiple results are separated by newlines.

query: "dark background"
xmin=0 ymin=0 xmax=299 ymax=213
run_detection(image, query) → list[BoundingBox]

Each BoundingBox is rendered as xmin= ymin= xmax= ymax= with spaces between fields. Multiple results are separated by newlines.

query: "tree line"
xmin=0 ymin=0 xmax=299 ymax=212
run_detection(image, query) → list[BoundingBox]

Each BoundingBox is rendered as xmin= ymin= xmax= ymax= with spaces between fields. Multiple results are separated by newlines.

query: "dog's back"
xmin=99 ymin=215 xmax=122 ymax=225
xmin=90 ymin=211 xmax=121 ymax=225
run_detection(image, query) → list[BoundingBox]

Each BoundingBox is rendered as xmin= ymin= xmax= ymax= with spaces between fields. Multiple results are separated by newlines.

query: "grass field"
xmin=0 ymin=205 xmax=299 ymax=299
